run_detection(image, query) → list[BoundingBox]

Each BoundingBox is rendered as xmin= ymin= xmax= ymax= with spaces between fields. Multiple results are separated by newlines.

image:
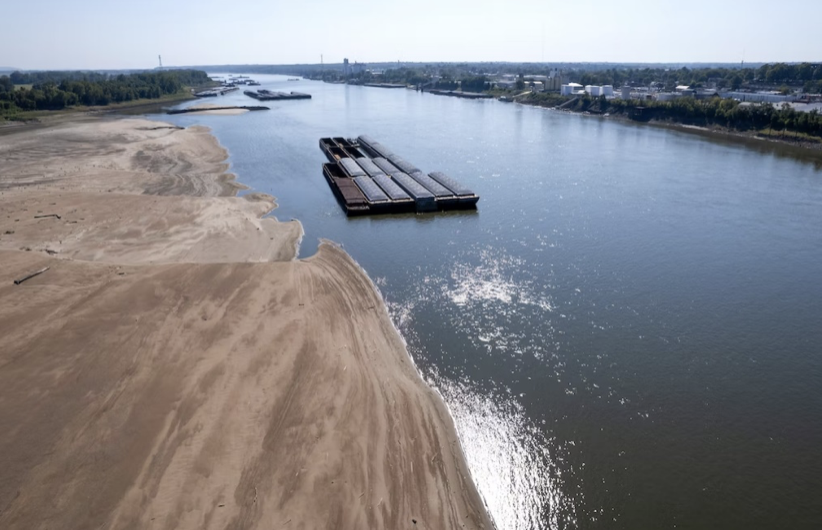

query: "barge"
xmin=166 ymin=105 xmax=269 ymax=115
xmin=322 ymin=163 xmax=369 ymax=216
xmin=426 ymin=89 xmax=494 ymax=100
xmin=318 ymin=136 xmax=479 ymax=216
xmin=244 ymin=89 xmax=312 ymax=101
xmin=194 ymin=86 xmax=240 ymax=97
xmin=320 ymin=138 xmax=347 ymax=163
xmin=363 ymin=83 xmax=407 ymax=89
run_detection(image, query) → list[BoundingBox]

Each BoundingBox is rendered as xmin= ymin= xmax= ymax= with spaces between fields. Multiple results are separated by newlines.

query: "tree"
xmin=460 ymin=76 xmax=488 ymax=93
xmin=730 ymin=75 xmax=743 ymax=90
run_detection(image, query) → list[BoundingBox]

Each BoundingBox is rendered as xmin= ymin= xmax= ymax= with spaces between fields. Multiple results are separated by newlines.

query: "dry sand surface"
xmin=0 ymin=118 xmax=491 ymax=529
xmin=0 ymin=117 xmax=300 ymax=262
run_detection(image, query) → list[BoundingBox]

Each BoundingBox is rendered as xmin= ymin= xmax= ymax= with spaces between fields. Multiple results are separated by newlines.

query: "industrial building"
xmin=561 ymin=83 xmax=584 ymax=96
xmin=585 ymin=85 xmax=614 ymax=97
xmin=724 ymin=91 xmax=799 ymax=103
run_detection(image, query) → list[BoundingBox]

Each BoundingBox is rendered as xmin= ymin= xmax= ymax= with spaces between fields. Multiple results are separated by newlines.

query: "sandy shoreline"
xmin=0 ymin=118 xmax=492 ymax=529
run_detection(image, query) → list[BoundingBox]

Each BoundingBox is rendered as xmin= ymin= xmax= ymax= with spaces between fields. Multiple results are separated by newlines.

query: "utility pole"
xmin=158 ymin=55 xmax=163 ymax=70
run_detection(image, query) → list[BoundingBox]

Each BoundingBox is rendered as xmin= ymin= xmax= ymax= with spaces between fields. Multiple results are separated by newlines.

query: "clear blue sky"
xmin=2 ymin=0 xmax=820 ymax=69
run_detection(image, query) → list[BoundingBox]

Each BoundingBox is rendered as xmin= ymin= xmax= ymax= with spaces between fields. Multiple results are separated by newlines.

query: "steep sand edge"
xmin=0 ymin=244 xmax=492 ymax=529
xmin=306 ymin=241 xmax=493 ymax=525
xmin=0 ymin=116 xmax=493 ymax=528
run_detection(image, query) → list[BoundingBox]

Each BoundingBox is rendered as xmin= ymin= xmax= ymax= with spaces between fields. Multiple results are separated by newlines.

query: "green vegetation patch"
xmin=757 ymin=128 xmax=822 ymax=143
xmin=1 ymin=69 xmax=211 ymax=119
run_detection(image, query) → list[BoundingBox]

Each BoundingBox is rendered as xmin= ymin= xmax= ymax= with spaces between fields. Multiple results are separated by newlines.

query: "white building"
xmin=580 ymin=85 xmax=614 ymax=97
xmin=524 ymin=75 xmax=548 ymax=83
xmin=724 ymin=91 xmax=799 ymax=104
xmin=561 ymin=82 xmax=583 ymax=96
xmin=585 ymin=85 xmax=614 ymax=97
xmin=675 ymin=85 xmax=696 ymax=96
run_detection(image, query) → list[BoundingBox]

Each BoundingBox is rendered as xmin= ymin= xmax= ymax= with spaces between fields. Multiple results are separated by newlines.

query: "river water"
xmin=156 ymin=75 xmax=822 ymax=530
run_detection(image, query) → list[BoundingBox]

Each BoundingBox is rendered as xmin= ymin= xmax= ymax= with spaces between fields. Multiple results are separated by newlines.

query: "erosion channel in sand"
xmin=0 ymin=117 xmax=492 ymax=529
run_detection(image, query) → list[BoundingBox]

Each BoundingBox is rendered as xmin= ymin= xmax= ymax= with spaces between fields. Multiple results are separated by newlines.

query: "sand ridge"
xmin=0 ymin=117 xmax=492 ymax=529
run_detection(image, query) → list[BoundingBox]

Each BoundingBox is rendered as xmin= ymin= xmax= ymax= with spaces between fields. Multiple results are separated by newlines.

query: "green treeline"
xmin=0 ymin=70 xmax=211 ymax=117
xmin=543 ymin=94 xmax=822 ymax=139
xmin=460 ymin=76 xmax=491 ymax=92
xmin=348 ymin=67 xmax=491 ymax=92
xmin=377 ymin=68 xmax=428 ymax=87
xmin=576 ymin=63 xmax=822 ymax=93
xmin=8 ymin=70 xmax=120 ymax=85
xmin=332 ymin=62 xmax=822 ymax=95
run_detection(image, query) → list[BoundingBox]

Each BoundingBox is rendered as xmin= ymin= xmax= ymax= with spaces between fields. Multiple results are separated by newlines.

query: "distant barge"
xmin=194 ymin=86 xmax=240 ymax=97
xmin=426 ymin=89 xmax=493 ymax=100
xmin=363 ymin=83 xmax=407 ymax=89
xmin=319 ymin=135 xmax=479 ymax=216
xmin=166 ymin=106 xmax=269 ymax=115
xmin=244 ymin=89 xmax=311 ymax=101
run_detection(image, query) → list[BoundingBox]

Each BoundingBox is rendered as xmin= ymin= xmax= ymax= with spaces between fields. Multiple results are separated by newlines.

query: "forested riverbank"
xmin=0 ymin=70 xmax=211 ymax=119
xmin=518 ymin=92 xmax=822 ymax=148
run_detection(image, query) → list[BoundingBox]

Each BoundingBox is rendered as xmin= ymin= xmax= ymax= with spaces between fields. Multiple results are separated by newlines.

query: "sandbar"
xmin=0 ymin=117 xmax=491 ymax=529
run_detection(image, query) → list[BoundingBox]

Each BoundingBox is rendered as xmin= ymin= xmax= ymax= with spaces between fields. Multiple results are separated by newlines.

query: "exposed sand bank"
xmin=0 ymin=191 xmax=298 ymax=263
xmin=0 ymin=118 xmax=491 ymax=529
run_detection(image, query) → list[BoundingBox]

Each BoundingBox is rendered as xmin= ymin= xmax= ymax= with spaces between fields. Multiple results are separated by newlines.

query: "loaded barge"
xmin=194 ymin=86 xmax=240 ymax=97
xmin=319 ymin=135 xmax=479 ymax=216
xmin=245 ymin=89 xmax=311 ymax=101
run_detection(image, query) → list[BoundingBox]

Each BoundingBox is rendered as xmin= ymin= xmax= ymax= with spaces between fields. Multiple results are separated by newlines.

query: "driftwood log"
xmin=13 ymin=267 xmax=50 ymax=285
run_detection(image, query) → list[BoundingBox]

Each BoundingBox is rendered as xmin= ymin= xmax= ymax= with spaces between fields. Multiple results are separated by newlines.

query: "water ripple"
xmin=429 ymin=373 xmax=576 ymax=530
xmin=386 ymin=248 xmax=576 ymax=529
